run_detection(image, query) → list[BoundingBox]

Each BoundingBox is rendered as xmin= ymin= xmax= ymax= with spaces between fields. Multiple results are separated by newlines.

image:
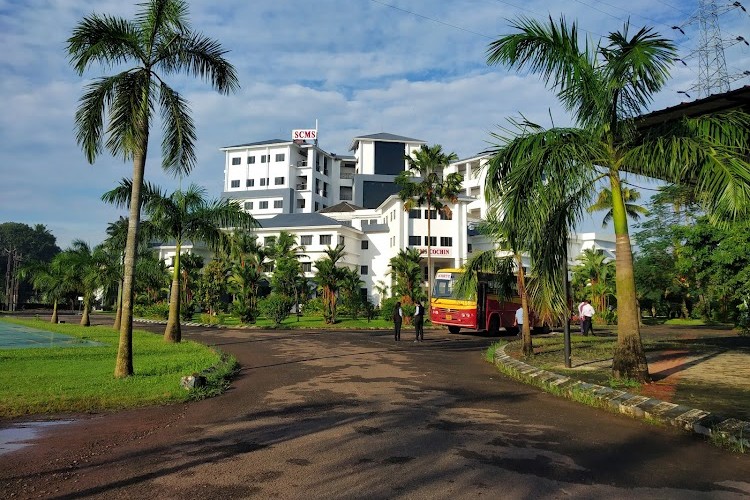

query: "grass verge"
xmin=0 ymin=317 xmax=235 ymax=419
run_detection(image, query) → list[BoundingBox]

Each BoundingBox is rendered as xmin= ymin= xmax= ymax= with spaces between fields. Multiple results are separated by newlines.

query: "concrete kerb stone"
xmin=494 ymin=343 xmax=750 ymax=451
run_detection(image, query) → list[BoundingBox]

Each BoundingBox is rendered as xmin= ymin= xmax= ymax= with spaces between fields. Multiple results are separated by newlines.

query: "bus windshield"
xmin=433 ymin=271 xmax=467 ymax=299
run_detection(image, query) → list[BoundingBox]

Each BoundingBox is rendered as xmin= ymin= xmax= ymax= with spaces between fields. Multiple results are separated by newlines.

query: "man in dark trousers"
xmin=413 ymin=300 xmax=424 ymax=342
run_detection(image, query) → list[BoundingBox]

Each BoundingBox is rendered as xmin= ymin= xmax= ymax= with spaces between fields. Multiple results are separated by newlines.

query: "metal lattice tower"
xmin=696 ymin=0 xmax=731 ymax=97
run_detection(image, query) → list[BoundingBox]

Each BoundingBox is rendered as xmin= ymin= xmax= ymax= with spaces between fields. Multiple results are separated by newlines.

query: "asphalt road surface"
xmin=2 ymin=322 xmax=749 ymax=499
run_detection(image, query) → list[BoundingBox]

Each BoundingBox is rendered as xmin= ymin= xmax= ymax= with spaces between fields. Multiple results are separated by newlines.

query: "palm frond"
xmin=158 ymin=83 xmax=196 ymax=176
xmin=67 ymin=14 xmax=144 ymax=73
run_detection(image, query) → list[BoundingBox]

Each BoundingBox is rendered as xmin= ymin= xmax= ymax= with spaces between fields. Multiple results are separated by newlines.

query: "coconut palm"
xmin=486 ymin=16 xmax=750 ymax=380
xmin=388 ymin=248 xmax=425 ymax=304
xmin=20 ymin=255 xmax=76 ymax=324
xmin=572 ymin=249 xmax=616 ymax=313
xmin=68 ymin=0 xmax=238 ymax=376
xmin=313 ymin=244 xmax=346 ymax=324
xmin=104 ymin=180 xmax=256 ymax=342
xmin=396 ymin=144 xmax=461 ymax=307
xmin=227 ymin=232 xmax=269 ymax=323
xmin=588 ymin=187 xmax=648 ymax=227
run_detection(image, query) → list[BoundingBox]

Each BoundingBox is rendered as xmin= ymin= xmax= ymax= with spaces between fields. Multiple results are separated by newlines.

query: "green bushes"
xmin=259 ymin=293 xmax=294 ymax=326
xmin=133 ymin=302 xmax=170 ymax=320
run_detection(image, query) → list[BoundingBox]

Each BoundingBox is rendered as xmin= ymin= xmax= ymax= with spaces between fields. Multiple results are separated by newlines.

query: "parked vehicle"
xmin=430 ymin=268 xmax=543 ymax=335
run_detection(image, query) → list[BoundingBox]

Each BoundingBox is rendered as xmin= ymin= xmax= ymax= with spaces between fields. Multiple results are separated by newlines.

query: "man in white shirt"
xmin=581 ymin=300 xmax=595 ymax=336
xmin=578 ymin=300 xmax=586 ymax=334
xmin=514 ymin=306 xmax=524 ymax=335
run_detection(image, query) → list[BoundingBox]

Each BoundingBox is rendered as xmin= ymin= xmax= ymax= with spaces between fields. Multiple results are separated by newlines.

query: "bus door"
xmin=477 ymin=282 xmax=487 ymax=330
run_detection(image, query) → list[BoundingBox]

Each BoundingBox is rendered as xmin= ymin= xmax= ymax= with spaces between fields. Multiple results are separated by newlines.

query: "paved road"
xmin=2 ymin=323 xmax=749 ymax=499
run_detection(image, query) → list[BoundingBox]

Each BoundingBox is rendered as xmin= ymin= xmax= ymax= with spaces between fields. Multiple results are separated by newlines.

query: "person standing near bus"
xmin=393 ymin=301 xmax=403 ymax=341
xmin=413 ymin=300 xmax=424 ymax=342
xmin=581 ymin=299 xmax=595 ymax=336
xmin=514 ymin=306 xmax=524 ymax=336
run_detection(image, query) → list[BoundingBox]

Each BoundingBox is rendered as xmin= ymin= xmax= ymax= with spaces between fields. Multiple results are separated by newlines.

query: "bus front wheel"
xmin=448 ymin=326 xmax=461 ymax=334
xmin=488 ymin=316 xmax=500 ymax=336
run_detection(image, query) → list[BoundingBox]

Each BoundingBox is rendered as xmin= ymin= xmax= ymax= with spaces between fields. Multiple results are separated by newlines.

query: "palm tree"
xmin=486 ymin=16 xmax=750 ymax=380
xmin=588 ymin=187 xmax=648 ymax=227
xmin=66 ymin=240 xmax=99 ymax=327
xmin=68 ymin=0 xmax=238 ymax=377
xmin=388 ymin=248 xmax=425 ymax=304
xmin=572 ymin=249 xmax=616 ymax=314
xmin=20 ymin=255 xmax=75 ymax=324
xmin=313 ymin=244 xmax=346 ymax=324
xmin=396 ymin=144 xmax=462 ymax=307
xmin=104 ymin=181 xmax=256 ymax=342
xmin=227 ymin=232 xmax=269 ymax=324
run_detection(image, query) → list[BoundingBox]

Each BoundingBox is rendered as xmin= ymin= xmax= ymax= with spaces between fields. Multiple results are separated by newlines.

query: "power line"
xmin=368 ymin=0 xmax=494 ymax=39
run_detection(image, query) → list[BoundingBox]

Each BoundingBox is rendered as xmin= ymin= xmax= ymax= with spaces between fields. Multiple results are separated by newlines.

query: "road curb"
xmin=494 ymin=343 xmax=750 ymax=451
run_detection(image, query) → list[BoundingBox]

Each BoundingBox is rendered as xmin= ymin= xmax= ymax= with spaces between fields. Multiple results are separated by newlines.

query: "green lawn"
xmin=0 ymin=318 xmax=234 ymax=419
xmin=196 ymin=313 xmax=403 ymax=330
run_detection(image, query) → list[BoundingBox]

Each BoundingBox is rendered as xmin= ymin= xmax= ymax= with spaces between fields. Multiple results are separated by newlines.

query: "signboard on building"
xmin=417 ymin=248 xmax=451 ymax=256
xmin=292 ymin=129 xmax=317 ymax=141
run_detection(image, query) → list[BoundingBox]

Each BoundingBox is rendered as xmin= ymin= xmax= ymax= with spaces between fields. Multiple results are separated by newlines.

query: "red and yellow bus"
xmin=430 ymin=268 xmax=542 ymax=335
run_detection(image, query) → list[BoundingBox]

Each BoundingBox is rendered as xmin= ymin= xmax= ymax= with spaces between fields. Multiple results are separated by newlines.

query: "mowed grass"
xmin=0 ymin=318 xmax=232 ymax=419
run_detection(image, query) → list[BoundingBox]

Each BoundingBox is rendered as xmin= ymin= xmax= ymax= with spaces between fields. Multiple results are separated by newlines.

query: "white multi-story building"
xmin=155 ymin=129 xmax=615 ymax=305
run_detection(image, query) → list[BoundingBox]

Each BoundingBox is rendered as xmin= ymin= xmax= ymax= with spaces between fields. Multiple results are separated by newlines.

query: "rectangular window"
xmin=274 ymin=200 xmax=283 ymax=209
xmin=301 ymin=262 xmax=312 ymax=273
xmin=424 ymin=236 xmax=437 ymax=246
xmin=360 ymin=265 xmax=368 ymax=275
xmin=296 ymin=199 xmax=306 ymax=209
xmin=230 ymin=180 xmax=240 ymax=188
xmin=315 ymin=202 xmax=320 ymax=211
xmin=231 ymin=157 xmax=241 ymax=165
xmin=300 ymin=235 xmax=312 ymax=245
xmin=338 ymin=235 xmax=345 ymax=246
xmin=440 ymin=237 xmax=453 ymax=247
xmin=467 ymin=243 xmax=473 ymax=253
xmin=409 ymin=209 xmax=421 ymax=219
xmin=408 ymin=235 xmax=421 ymax=246
xmin=260 ymin=178 xmax=267 ymax=187
xmin=275 ymin=153 xmax=285 ymax=162
xmin=424 ymin=209 xmax=437 ymax=219
xmin=275 ymin=177 xmax=284 ymax=185
xmin=439 ymin=210 xmax=452 ymax=220
xmin=259 ymin=201 xmax=269 ymax=209
xmin=261 ymin=154 xmax=268 ymax=163
xmin=243 ymin=201 xmax=253 ymax=210
xmin=247 ymin=156 xmax=255 ymax=164
xmin=320 ymin=234 xmax=332 ymax=245
xmin=246 ymin=179 xmax=254 ymax=187
xmin=361 ymin=240 xmax=369 ymax=250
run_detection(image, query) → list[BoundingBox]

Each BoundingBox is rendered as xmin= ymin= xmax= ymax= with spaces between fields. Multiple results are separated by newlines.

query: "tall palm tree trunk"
xmin=165 ymin=245 xmax=182 ymax=342
xmin=115 ymin=142 xmax=148 ymax=378
xmin=113 ymin=278 xmax=122 ymax=330
xmin=426 ymin=200 xmax=432 ymax=307
xmin=51 ymin=299 xmax=58 ymax=324
xmin=609 ymin=173 xmax=650 ymax=382
xmin=80 ymin=296 xmax=90 ymax=326
xmin=516 ymin=254 xmax=533 ymax=356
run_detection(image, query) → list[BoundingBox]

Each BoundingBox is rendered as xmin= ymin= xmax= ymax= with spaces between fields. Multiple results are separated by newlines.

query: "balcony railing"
xmin=296 ymin=184 xmax=308 ymax=190
xmin=297 ymin=160 xmax=309 ymax=167
xmin=340 ymin=172 xmax=354 ymax=179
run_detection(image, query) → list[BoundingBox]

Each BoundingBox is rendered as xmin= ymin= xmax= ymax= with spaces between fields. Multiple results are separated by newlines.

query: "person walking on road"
xmin=393 ymin=301 xmax=403 ymax=341
xmin=413 ymin=300 xmax=425 ymax=342
xmin=581 ymin=299 xmax=595 ymax=336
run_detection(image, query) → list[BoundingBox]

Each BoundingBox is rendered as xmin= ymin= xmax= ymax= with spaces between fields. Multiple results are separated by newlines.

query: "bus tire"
xmin=448 ymin=326 xmax=461 ymax=334
xmin=488 ymin=316 xmax=500 ymax=336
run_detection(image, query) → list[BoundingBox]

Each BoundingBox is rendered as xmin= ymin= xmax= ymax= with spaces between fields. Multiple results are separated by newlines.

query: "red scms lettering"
xmin=293 ymin=130 xmax=317 ymax=140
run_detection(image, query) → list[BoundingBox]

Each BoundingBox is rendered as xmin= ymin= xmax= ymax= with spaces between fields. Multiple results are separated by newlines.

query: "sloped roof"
xmin=221 ymin=139 xmax=289 ymax=150
xmin=637 ymin=85 xmax=750 ymax=129
xmin=318 ymin=201 xmax=365 ymax=213
xmin=349 ymin=132 xmax=426 ymax=151
xmin=257 ymin=213 xmax=345 ymax=229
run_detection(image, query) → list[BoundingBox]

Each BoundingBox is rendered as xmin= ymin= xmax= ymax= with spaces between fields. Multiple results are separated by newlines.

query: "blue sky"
xmin=1 ymin=0 xmax=748 ymax=248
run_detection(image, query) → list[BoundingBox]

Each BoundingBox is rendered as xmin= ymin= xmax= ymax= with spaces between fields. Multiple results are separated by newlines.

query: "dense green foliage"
xmin=0 ymin=222 xmax=60 ymax=307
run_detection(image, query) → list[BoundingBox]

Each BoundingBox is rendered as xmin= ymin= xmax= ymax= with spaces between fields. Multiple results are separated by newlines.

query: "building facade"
xmin=155 ymin=129 xmax=615 ymax=306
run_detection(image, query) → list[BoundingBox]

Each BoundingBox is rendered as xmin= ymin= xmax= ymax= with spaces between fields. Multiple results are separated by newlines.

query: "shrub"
xmin=259 ymin=293 xmax=294 ymax=326
xmin=180 ymin=300 xmax=197 ymax=321
xmin=133 ymin=302 xmax=169 ymax=320
xmin=599 ymin=308 xmax=618 ymax=325
xmin=380 ymin=297 xmax=415 ymax=325
xmin=303 ymin=297 xmax=324 ymax=316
